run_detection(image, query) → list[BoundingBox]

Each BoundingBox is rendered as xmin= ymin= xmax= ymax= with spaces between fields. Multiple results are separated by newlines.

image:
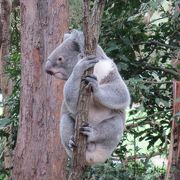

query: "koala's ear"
xmin=63 ymin=32 xmax=71 ymax=41
xmin=71 ymin=30 xmax=84 ymax=53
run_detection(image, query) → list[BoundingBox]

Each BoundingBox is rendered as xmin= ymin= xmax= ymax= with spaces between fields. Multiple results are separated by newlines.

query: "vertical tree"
xmin=0 ymin=0 xmax=13 ymax=117
xmin=12 ymin=0 xmax=68 ymax=179
xmin=0 ymin=0 xmax=14 ymax=175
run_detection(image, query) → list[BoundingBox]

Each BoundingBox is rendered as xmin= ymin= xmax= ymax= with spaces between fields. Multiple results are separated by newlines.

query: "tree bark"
xmin=70 ymin=1 xmax=105 ymax=179
xmin=12 ymin=0 xmax=69 ymax=179
xmin=0 ymin=1 xmax=14 ymax=177
xmin=0 ymin=0 xmax=13 ymax=117
xmin=165 ymin=81 xmax=180 ymax=180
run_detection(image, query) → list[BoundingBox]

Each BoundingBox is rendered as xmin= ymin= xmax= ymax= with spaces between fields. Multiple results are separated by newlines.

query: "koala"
xmin=45 ymin=30 xmax=130 ymax=165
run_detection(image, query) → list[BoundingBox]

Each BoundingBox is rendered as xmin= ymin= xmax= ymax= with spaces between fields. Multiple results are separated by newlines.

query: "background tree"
xmin=0 ymin=0 xmax=18 ymax=177
xmin=12 ymin=0 xmax=68 ymax=179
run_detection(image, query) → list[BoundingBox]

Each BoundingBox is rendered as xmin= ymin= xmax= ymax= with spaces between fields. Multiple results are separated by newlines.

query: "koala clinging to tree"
xmin=45 ymin=30 xmax=130 ymax=165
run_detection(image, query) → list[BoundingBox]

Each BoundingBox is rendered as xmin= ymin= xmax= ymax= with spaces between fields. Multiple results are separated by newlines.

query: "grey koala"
xmin=45 ymin=30 xmax=130 ymax=165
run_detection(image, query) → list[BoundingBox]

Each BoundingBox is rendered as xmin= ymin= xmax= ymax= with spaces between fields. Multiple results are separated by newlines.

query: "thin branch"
xmin=144 ymin=64 xmax=180 ymax=78
xmin=134 ymin=40 xmax=179 ymax=50
xmin=126 ymin=111 xmax=171 ymax=129
xmin=150 ymin=17 xmax=168 ymax=24
xmin=140 ymin=80 xmax=173 ymax=85
xmin=126 ymin=120 xmax=160 ymax=130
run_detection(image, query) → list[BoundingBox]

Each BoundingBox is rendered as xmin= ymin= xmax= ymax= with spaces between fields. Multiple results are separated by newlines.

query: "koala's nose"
xmin=46 ymin=70 xmax=54 ymax=75
xmin=45 ymin=60 xmax=54 ymax=75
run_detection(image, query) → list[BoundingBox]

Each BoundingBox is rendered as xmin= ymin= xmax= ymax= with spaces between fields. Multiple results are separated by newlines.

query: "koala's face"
xmin=45 ymin=31 xmax=83 ymax=80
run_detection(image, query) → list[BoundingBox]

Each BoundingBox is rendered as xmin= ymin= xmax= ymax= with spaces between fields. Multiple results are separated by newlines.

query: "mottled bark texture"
xmin=0 ymin=0 xmax=13 ymax=117
xmin=165 ymin=82 xmax=180 ymax=180
xmin=12 ymin=0 xmax=68 ymax=179
xmin=0 ymin=1 xmax=12 ymax=177
xmin=70 ymin=0 xmax=105 ymax=179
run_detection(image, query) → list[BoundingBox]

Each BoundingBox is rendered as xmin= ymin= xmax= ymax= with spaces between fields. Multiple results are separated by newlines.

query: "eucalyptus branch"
xmin=69 ymin=0 xmax=106 ymax=179
xmin=144 ymin=64 xmax=180 ymax=78
xmin=134 ymin=40 xmax=179 ymax=50
xmin=150 ymin=17 xmax=168 ymax=24
xmin=126 ymin=111 xmax=170 ymax=129
xmin=140 ymin=80 xmax=173 ymax=85
xmin=123 ymin=150 xmax=167 ymax=163
xmin=126 ymin=120 xmax=160 ymax=130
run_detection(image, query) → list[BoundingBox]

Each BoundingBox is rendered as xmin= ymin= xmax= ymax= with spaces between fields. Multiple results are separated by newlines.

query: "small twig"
xmin=140 ymin=80 xmax=173 ymax=85
xmin=133 ymin=40 xmax=179 ymax=50
xmin=126 ymin=111 xmax=171 ymax=129
xmin=144 ymin=64 xmax=180 ymax=78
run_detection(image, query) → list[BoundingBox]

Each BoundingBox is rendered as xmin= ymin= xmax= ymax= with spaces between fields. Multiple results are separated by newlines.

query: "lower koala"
xmin=45 ymin=30 xmax=130 ymax=165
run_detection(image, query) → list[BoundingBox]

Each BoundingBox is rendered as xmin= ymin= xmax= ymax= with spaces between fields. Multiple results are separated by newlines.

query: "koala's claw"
xmin=82 ymin=75 xmax=97 ymax=85
xmin=80 ymin=123 xmax=93 ymax=136
xmin=68 ymin=136 xmax=76 ymax=151
xmin=82 ymin=75 xmax=98 ymax=92
xmin=81 ymin=121 xmax=89 ymax=127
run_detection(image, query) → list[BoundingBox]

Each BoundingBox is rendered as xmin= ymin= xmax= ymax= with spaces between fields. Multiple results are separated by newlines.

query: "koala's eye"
xmin=58 ymin=57 xmax=62 ymax=61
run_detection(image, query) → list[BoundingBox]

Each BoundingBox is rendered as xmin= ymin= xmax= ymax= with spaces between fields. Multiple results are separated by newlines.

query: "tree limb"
xmin=133 ymin=40 xmax=179 ymax=50
xmin=143 ymin=64 xmax=180 ymax=78
xmin=69 ymin=1 xmax=106 ymax=179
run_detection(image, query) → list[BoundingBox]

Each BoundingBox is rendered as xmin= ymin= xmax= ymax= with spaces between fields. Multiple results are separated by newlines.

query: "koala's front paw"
xmin=82 ymin=74 xmax=98 ymax=92
xmin=74 ymin=55 xmax=99 ymax=76
xmin=68 ymin=135 xmax=76 ymax=151
xmin=80 ymin=122 xmax=96 ymax=142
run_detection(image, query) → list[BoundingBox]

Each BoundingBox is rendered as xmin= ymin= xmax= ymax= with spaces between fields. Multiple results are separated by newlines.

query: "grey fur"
xmin=45 ymin=30 xmax=130 ymax=165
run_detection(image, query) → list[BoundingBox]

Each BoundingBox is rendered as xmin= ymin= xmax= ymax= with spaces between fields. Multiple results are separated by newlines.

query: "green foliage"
xmin=103 ymin=0 xmax=179 ymax=156
xmin=83 ymin=159 xmax=165 ymax=180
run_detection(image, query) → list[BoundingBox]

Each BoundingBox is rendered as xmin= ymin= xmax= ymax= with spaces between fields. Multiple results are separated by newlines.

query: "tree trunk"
xmin=0 ymin=0 xmax=13 ymax=117
xmin=165 ymin=81 xmax=180 ymax=180
xmin=12 ymin=0 xmax=69 ymax=179
xmin=0 ymin=1 xmax=14 ymax=176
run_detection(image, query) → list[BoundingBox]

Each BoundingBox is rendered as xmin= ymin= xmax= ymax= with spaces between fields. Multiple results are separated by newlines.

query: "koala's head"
xmin=45 ymin=30 xmax=84 ymax=80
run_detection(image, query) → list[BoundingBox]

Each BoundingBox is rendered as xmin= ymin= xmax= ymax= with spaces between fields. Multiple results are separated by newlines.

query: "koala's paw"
xmin=82 ymin=74 xmax=98 ymax=92
xmin=80 ymin=122 xmax=96 ymax=140
xmin=68 ymin=135 xmax=76 ymax=151
xmin=75 ymin=55 xmax=99 ymax=75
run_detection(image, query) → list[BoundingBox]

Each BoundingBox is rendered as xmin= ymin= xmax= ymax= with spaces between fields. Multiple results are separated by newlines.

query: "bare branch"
xmin=70 ymin=0 xmax=106 ymax=179
xmin=133 ymin=40 xmax=179 ymax=50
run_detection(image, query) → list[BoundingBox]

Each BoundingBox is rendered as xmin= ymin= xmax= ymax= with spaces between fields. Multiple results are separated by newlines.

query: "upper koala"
xmin=45 ymin=29 xmax=130 ymax=165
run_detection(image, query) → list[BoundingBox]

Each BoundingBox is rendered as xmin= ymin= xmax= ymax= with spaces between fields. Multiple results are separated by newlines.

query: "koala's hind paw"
xmin=68 ymin=135 xmax=76 ymax=151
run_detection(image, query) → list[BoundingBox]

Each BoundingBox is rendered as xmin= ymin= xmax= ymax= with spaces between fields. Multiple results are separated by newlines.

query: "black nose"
xmin=46 ymin=70 xmax=54 ymax=75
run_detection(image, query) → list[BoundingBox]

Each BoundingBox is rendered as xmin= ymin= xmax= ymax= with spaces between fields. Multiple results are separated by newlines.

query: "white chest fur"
xmin=93 ymin=59 xmax=114 ymax=82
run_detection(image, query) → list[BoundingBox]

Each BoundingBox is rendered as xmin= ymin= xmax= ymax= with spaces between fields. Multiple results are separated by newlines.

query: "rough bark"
xmin=0 ymin=0 xmax=13 ymax=117
xmin=0 ymin=1 xmax=14 ymax=176
xmin=165 ymin=82 xmax=180 ymax=180
xmin=12 ymin=0 xmax=68 ymax=180
xmin=70 ymin=0 xmax=105 ymax=179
